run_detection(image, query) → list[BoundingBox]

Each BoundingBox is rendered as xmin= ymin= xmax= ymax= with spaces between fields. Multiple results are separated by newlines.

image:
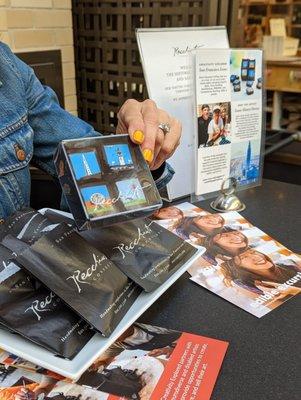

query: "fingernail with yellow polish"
xmin=143 ymin=149 xmax=154 ymax=164
xmin=133 ymin=130 xmax=144 ymax=144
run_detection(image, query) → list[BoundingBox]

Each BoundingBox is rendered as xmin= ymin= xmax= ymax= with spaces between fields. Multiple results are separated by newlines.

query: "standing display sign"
xmin=194 ymin=48 xmax=264 ymax=197
xmin=136 ymin=27 xmax=229 ymax=200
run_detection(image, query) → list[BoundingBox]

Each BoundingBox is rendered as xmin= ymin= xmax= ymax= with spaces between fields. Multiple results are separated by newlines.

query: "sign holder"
xmin=191 ymin=47 xmax=265 ymax=205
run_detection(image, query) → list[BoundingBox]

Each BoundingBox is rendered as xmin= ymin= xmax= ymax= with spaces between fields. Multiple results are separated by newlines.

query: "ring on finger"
xmin=158 ymin=122 xmax=171 ymax=135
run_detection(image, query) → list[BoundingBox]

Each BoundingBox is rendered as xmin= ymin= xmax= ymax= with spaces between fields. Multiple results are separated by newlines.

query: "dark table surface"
xmin=140 ymin=179 xmax=301 ymax=400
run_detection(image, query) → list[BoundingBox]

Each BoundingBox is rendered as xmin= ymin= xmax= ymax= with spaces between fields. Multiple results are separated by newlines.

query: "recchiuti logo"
xmin=112 ymin=220 xmax=155 ymax=259
xmin=24 ymin=291 xmax=57 ymax=321
xmin=66 ymin=253 xmax=107 ymax=293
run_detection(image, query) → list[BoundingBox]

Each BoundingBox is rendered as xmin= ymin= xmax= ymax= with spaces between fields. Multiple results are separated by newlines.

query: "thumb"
xmin=261 ymin=281 xmax=278 ymax=287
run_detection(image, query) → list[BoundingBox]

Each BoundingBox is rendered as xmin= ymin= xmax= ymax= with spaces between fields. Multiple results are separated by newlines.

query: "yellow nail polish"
xmin=143 ymin=149 xmax=154 ymax=164
xmin=133 ymin=130 xmax=144 ymax=144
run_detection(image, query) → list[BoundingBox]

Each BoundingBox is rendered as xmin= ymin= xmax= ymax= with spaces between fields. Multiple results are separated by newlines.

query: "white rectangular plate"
xmin=0 ymin=209 xmax=204 ymax=379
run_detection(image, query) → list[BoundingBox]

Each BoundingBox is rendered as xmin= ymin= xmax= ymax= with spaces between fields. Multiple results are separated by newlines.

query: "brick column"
xmin=0 ymin=0 xmax=77 ymax=115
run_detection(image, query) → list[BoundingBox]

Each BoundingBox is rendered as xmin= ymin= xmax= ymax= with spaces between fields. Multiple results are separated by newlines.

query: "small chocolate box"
xmin=54 ymin=135 xmax=162 ymax=230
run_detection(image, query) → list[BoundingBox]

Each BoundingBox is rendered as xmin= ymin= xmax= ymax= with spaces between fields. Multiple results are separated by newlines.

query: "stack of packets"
xmin=0 ymin=322 xmax=228 ymax=400
xmin=153 ymin=203 xmax=301 ymax=317
xmin=0 ymin=208 xmax=197 ymax=359
xmin=0 ymin=208 xmax=229 ymax=400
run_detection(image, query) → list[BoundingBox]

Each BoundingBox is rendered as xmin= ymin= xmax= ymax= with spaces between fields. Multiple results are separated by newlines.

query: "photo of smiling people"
xmin=188 ymin=210 xmax=301 ymax=317
xmin=197 ymin=103 xmax=231 ymax=147
xmin=152 ymin=202 xmax=301 ymax=317
xmin=152 ymin=202 xmax=213 ymax=238
xmin=152 ymin=203 xmax=251 ymax=246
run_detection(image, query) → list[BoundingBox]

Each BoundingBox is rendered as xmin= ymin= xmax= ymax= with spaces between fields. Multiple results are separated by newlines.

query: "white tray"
xmin=0 ymin=209 xmax=204 ymax=379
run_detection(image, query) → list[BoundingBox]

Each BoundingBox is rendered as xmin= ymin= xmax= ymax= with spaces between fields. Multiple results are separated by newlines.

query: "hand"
xmin=148 ymin=346 xmax=174 ymax=358
xmin=15 ymin=388 xmax=36 ymax=400
xmin=260 ymin=281 xmax=301 ymax=297
xmin=189 ymin=232 xmax=205 ymax=245
xmin=116 ymin=99 xmax=181 ymax=170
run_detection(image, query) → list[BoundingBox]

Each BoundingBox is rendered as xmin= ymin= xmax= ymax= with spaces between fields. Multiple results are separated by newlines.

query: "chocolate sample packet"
xmin=37 ymin=209 xmax=198 ymax=292
xmin=0 ymin=208 xmax=59 ymax=244
xmin=0 ymin=243 xmax=94 ymax=359
xmin=81 ymin=218 xmax=198 ymax=292
xmin=0 ymin=243 xmax=15 ymax=272
xmin=6 ymin=224 xmax=141 ymax=336
xmin=42 ymin=209 xmax=75 ymax=226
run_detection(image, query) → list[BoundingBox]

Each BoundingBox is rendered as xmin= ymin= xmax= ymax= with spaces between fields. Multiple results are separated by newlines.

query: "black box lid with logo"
xmin=54 ymin=135 xmax=162 ymax=230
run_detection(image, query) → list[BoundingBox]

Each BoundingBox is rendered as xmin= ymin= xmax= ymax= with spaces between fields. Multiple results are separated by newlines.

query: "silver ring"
xmin=158 ymin=122 xmax=171 ymax=134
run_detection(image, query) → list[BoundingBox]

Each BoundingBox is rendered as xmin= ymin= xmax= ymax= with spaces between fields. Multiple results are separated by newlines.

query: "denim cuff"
xmin=153 ymin=162 xmax=175 ymax=191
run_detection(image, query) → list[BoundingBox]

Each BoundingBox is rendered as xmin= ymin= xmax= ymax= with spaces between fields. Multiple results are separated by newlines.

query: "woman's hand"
xmin=116 ymin=99 xmax=181 ymax=170
xmin=15 ymin=388 xmax=36 ymax=400
xmin=189 ymin=232 xmax=205 ymax=245
xmin=148 ymin=346 xmax=174 ymax=358
xmin=260 ymin=281 xmax=301 ymax=297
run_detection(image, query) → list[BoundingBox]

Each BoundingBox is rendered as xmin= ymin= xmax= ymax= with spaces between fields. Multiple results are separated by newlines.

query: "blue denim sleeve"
xmin=153 ymin=162 xmax=175 ymax=190
xmin=9 ymin=50 xmax=98 ymax=177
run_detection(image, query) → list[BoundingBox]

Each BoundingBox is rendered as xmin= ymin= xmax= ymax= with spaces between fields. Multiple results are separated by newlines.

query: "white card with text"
xmin=136 ymin=27 xmax=229 ymax=200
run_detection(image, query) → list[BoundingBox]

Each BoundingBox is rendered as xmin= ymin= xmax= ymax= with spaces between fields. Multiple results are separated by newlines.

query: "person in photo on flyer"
xmin=116 ymin=323 xmax=181 ymax=356
xmin=197 ymin=104 xmax=211 ymax=147
xmin=201 ymin=230 xmax=249 ymax=262
xmin=221 ymin=105 xmax=229 ymax=126
xmin=207 ymin=105 xmax=230 ymax=146
xmin=206 ymin=105 xmax=223 ymax=146
xmin=220 ymin=249 xmax=301 ymax=297
xmin=76 ymin=324 xmax=182 ymax=397
xmin=152 ymin=206 xmax=184 ymax=222
xmin=173 ymin=214 xmax=225 ymax=241
xmin=220 ymin=104 xmax=231 ymax=145
xmin=0 ymin=42 xmax=182 ymax=221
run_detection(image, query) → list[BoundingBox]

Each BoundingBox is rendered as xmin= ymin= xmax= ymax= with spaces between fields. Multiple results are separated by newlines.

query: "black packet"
xmin=5 ymin=224 xmax=141 ymax=336
xmin=0 ymin=207 xmax=60 ymax=245
xmin=80 ymin=218 xmax=198 ymax=292
xmin=42 ymin=209 xmax=75 ymax=227
xmin=54 ymin=134 xmax=162 ymax=230
xmin=0 ymin=243 xmax=16 ymax=272
xmin=37 ymin=209 xmax=198 ymax=292
xmin=0 ymin=244 xmax=94 ymax=359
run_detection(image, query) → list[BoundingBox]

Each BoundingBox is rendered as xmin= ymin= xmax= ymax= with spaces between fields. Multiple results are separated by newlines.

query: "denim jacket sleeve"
xmin=9 ymin=47 xmax=97 ymax=177
xmin=7 ymin=44 xmax=174 ymax=189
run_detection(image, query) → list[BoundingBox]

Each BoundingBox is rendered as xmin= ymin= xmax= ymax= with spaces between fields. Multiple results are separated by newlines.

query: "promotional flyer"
xmin=153 ymin=203 xmax=301 ymax=317
xmin=136 ymin=27 xmax=229 ymax=200
xmin=194 ymin=48 xmax=263 ymax=196
xmin=0 ymin=323 xmax=228 ymax=400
